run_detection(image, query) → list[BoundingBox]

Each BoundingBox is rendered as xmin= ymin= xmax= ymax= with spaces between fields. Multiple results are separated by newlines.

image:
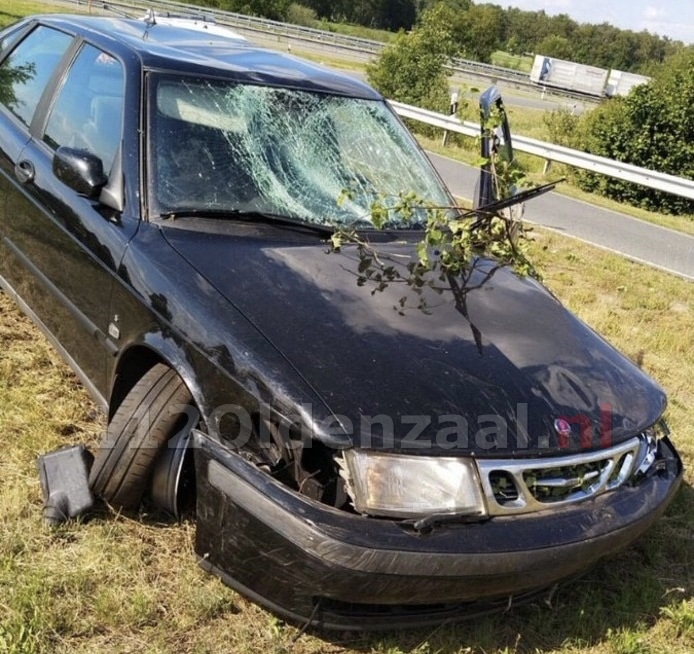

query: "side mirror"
xmin=53 ymin=147 xmax=107 ymax=198
xmin=476 ymin=86 xmax=514 ymax=210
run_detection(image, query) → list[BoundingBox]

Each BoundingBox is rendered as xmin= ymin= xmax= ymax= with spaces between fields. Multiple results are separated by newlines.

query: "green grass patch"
xmin=308 ymin=18 xmax=395 ymax=43
xmin=490 ymin=50 xmax=534 ymax=72
xmin=1 ymin=0 xmax=86 ymax=27
xmin=283 ymin=46 xmax=367 ymax=72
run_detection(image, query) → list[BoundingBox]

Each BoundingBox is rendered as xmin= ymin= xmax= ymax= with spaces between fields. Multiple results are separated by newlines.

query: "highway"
xmin=339 ymin=70 xmax=590 ymax=114
xmin=429 ymin=153 xmax=694 ymax=282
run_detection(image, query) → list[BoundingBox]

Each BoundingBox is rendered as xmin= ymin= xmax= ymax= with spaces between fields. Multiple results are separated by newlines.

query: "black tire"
xmin=90 ymin=363 xmax=196 ymax=511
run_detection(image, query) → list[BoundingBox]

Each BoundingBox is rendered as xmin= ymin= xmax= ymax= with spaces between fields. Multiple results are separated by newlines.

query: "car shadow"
xmin=310 ymin=480 xmax=693 ymax=653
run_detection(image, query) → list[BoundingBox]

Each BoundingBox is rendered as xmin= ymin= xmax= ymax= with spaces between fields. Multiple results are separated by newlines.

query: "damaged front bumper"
xmin=192 ymin=430 xmax=682 ymax=630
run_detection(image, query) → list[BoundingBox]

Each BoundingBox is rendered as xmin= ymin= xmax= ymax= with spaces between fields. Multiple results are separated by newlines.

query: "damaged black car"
xmin=0 ymin=12 xmax=682 ymax=630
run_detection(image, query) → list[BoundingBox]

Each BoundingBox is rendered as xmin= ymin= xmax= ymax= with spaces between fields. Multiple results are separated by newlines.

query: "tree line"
xmin=196 ymin=0 xmax=686 ymax=72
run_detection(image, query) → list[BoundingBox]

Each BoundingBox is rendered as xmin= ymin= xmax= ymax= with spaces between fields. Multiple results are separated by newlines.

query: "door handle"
xmin=15 ymin=159 xmax=35 ymax=184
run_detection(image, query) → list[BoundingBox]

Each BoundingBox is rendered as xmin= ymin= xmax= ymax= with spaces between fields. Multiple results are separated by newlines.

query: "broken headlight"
xmin=634 ymin=419 xmax=670 ymax=477
xmin=338 ymin=450 xmax=487 ymax=519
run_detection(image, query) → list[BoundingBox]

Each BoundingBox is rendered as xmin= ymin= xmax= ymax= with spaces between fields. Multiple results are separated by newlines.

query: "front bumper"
xmin=193 ymin=431 xmax=682 ymax=630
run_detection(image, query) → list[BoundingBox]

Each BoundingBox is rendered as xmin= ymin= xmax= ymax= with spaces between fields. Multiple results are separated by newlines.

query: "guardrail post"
xmin=442 ymin=91 xmax=460 ymax=147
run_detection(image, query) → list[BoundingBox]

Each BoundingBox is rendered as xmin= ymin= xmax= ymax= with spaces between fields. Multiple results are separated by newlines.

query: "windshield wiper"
xmin=469 ymin=179 xmax=564 ymax=228
xmin=160 ymin=208 xmax=336 ymax=236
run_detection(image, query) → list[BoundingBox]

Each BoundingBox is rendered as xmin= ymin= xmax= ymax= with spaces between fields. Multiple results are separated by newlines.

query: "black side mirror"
xmin=476 ymin=86 xmax=514 ymax=210
xmin=53 ymin=147 xmax=108 ymax=198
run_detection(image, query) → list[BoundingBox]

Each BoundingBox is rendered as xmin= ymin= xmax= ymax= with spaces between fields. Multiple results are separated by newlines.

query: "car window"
xmin=150 ymin=76 xmax=453 ymax=227
xmin=0 ymin=25 xmax=72 ymax=127
xmin=44 ymin=44 xmax=125 ymax=173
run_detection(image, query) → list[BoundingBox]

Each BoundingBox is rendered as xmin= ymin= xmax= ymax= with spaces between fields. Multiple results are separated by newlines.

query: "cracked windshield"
xmin=150 ymin=76 xmax=452 ymax=226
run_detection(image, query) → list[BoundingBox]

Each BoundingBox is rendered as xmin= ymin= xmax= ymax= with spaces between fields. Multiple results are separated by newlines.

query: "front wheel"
xmin=90 ymin=364 xmax=197 ymax=511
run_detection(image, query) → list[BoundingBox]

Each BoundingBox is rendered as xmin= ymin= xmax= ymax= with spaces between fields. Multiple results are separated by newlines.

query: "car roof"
xmin=22 ymin=14 xmax=381 ymax=99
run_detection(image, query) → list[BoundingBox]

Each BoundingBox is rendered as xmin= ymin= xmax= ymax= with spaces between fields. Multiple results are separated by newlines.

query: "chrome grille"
xmin=477 ymin=434 xmax=655 ymax=516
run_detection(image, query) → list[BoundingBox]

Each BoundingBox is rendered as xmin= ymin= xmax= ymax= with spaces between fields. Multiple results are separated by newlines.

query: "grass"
xmin=490 ymin=50 xmax=534 ymax=73
xmin=283 ymin=47 xmax=367 ymax=72
xmin=1 ymin=229 xmax=693 ymax=653
xmin=1 ymin=0 xmax=83 ymax=27
xmin=307 ymin=18 xmax=395 ymax=44
xmin=1 ymin=0 xmax=118 ymax=29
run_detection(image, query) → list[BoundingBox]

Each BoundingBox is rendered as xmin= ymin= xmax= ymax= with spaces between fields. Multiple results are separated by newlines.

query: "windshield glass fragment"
xmin=149 ymin=75 xmax=452 ymax=227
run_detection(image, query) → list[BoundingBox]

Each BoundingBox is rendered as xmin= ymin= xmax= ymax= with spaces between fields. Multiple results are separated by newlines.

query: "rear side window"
xmin=44 ymin=44 xmax=125 ymax=173
xmin=0 ymin=25 xmax=72 ymax=127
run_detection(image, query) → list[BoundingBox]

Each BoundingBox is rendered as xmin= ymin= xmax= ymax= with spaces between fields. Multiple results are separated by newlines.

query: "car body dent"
xmin=194 ymin=428 xmax=682 ymax=628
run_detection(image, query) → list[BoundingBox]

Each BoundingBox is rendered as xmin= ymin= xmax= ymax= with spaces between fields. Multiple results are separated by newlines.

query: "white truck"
xmin=530 ymin=55 xmax=609 ymax=97
xmin=530 ymin=55 xmax=651 ymax=98
xmin=604 ymin=69 xmax=651 ymax=97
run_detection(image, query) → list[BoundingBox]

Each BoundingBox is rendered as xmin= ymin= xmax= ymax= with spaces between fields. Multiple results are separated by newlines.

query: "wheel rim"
xmin=150 ymin=427 xmax=193 ymax=518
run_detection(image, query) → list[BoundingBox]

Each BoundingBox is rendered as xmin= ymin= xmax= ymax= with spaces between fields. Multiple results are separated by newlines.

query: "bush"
xmin=286 ymin=3 xmax=317 ymax=26
xmin=366 ymin=4 xmax=456 ymax=121
xmin=573 ymin=49 xmax=694 ymax=216
xmin=543 ymin=108 xmax=580 ymax=147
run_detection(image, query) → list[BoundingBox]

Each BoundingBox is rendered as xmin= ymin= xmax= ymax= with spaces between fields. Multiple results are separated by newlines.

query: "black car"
xmin=0 ymin=12 xmax=682 ymax=630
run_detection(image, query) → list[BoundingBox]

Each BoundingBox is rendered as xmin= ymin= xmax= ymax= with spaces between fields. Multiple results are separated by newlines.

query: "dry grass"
xmin=1 ymin=228 xmax=693 ymax=654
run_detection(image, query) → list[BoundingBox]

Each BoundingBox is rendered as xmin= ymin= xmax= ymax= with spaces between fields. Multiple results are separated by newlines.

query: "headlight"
xmin=338 ymin=450 xmax=487 ymax=519
xmin=635 ymin=419 xmax=669 ymax=476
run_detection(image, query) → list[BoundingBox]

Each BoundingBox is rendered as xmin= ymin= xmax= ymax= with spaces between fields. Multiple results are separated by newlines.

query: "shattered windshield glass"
xmin=148 ymin=74 xmax=452 ymax=227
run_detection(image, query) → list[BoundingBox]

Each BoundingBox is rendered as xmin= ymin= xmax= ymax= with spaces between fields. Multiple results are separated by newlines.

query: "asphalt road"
xmin=340 ymin=70 xmax=588 ymax=113
xmin=429 ymin=153 xmax=694 ymax=282
xmin=471 ymin=87 xmax=588 ymax=114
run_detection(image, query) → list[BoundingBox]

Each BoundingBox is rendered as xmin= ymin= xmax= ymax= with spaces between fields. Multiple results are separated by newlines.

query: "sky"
xmin=500 ymin=0 xmax=694 ymax=44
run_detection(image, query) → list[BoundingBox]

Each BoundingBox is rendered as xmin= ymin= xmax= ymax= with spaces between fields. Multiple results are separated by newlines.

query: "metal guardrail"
xmin=391 ymin=102 xmax=479 ymax=139
xmin=59 ymin=0 xmax=537 ymax=88
xmin=390 ymin=102 xmax=694 ymax=201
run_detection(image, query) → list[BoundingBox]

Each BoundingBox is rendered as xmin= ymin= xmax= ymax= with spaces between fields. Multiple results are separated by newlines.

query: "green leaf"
xmin=357 ymin=257 xmax=373 ymax=273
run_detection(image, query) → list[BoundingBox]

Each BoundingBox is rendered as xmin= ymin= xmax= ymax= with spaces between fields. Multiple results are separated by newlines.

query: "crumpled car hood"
xmin=164 ymin=227 xmax=666 ymax=456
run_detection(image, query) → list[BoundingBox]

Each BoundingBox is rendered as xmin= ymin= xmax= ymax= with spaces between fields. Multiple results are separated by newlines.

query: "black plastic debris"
xmin=37 ymin=445 xmax=95 ymax=526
